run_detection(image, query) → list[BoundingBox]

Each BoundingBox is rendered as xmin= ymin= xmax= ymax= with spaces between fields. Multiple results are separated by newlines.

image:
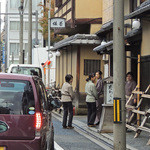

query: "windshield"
xmin=11 ymin=67 xmax=42 ymax=78
xmin=0 ymin=80 xmax=35 ymax=115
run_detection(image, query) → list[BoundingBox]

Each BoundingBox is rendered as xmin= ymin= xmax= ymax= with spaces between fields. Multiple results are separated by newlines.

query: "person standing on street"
xmin=95 ymin=70 xmax=103 ymax=125
xmin=61 ymin=74 xmax=75 ymax=129
xmin=85 ymin=73 xmax=98 ymax=127
xmin=125 ymin=72 xmax=137 ymax=122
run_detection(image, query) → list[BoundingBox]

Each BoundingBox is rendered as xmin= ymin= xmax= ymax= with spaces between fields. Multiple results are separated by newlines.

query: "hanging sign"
xmin=50 ymin=17 xmax=65 ymax=28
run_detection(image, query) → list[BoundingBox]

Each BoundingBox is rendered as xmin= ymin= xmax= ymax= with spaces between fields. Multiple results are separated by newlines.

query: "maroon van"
xmin=0 ymin=73 xmax=54 ymax=150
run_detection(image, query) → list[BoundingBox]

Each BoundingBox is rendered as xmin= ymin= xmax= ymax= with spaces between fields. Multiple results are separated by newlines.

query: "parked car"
xmin=8 ymin=64 xmax=43 ymax=78
xmin=0 ymin=73 xmax=56 ymax=150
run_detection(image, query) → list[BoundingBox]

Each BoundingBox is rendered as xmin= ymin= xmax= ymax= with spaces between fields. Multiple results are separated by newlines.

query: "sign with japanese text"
xmin=50 ymin=17 xmax=65 ymax=28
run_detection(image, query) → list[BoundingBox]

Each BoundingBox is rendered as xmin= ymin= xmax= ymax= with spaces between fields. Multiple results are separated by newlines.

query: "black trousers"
xmin=62 ymin=102 xmax=73 ymax=127
xmin=87 ymin=102 xmax=96 ymax=125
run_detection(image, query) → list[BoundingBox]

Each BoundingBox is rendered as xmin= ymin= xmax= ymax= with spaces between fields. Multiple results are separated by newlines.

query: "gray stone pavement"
xmin=74 ymin=115 xmax=150 ymax=150
xmin=53 ymin=117 xmax=105 ymax=150
xmin=53 ymin=110 xmax=150 ymax=150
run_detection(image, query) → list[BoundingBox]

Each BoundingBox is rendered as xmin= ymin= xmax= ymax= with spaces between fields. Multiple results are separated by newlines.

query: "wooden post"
xmin=137 ymin=54 xmax=141 ymax=126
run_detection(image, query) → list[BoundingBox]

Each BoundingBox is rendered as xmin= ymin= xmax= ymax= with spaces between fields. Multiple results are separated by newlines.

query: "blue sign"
xmin=2 ymin=46 xmax=5 ymax=64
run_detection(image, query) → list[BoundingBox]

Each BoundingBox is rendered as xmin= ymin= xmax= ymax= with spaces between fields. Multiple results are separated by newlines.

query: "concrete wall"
xmin=102 ymin=0 xmax=130 ymax=24
xmin=79 ymin=45 xmax=104 ymax=92
xmin=55 ymin=0 xmax=102 ymax=34
xmin=141 ymin=20 xmax=150 ymax=56
xmin=90 ymin=24 xmax=102 ymax=34
xmin=75 ymin=0 xmax=102 ymax=19
xmin=102 ymin=0 xmax=113 ymax=24
xmin=55 ymin=44 xmax=104 ymax=92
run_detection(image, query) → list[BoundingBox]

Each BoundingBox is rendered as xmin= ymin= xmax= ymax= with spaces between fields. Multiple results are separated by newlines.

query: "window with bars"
xmin=84 ymin=59 xmax=101 ymax=76
xmin=10 ymin=21 xmax=20 ymax=30
xmin=10 ymin=0 xmax=19 ymax=9
xmin=10 ymin=43 xmax=19 ymax=56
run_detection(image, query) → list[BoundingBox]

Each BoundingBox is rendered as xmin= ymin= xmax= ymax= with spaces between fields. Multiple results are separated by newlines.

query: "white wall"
xmin=32 ymin=47 xmax=56 ymax=86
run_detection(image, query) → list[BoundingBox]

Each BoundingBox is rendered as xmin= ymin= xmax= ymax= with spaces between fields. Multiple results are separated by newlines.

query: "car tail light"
xmin=35 ymin=112 xmax=42 ymax=130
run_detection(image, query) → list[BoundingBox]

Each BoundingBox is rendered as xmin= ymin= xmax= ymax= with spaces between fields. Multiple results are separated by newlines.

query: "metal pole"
xmin=113 ymin=0 xmax=126 ymax=149
xmin=23 ymin=49 xmax=25 ymax=64
xmin=4 ymin=11 xmax=7 ymax=72
xmin=48 ymin=0 xmax=51 ymax=88
xmin=12 ymin=52 xmax=14 ymax=64
xmin=0 ymin=2 xmax=1 ymax=72
xmin=28 ymin=0 xmax=32 ymax=64
xmin=137 ymin=54 xmax=141 ymax=126
xmin=35 ymin=10 xmax=38 ymax=45
xmin=19 ymin=0 xmax=24 ymax=64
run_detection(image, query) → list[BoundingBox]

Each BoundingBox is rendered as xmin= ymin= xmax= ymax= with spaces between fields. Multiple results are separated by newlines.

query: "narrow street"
xmin=52 ymin=112 xmax=150 ymax=150
xmin=53 ymin=116 xmax=108 ymax=150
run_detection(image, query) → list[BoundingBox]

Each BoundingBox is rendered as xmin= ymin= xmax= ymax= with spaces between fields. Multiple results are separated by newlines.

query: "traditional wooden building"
xmin=49 ymin=0 xmax=103 ymax=114
xmin=126 ymin=0 xmax=150 ymax=110
xmin=93 ymin=0 xmax=144 ymax=79
xmin=93 ymin=0 xmax=150 ymax=125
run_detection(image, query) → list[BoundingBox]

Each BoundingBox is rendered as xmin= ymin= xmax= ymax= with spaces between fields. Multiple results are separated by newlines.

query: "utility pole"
xmin=28 ymin=0 xmax=32 ymax=64
xmin=113 ymin=0 xmax=126 ymax=149
xmin=35 ymin=10 xmax=38 ymax=45
xmin=48 ymin=0 xmax=51 ymax=88
xmin=0 ymin=2 xmax=1 ymax=72
xmin=23 ymin=49 xmax=25 ymax=64
xmin=19 ymin=0 xmax=24 ymax=64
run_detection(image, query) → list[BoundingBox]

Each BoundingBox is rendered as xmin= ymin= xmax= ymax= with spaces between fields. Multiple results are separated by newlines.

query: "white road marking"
xmin=54 ymin=141 xmax=64 ymax=150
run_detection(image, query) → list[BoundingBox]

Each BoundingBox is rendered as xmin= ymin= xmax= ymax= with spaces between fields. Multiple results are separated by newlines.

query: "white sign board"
xmin=106 ymin=83 xmax=113 ymax=104
xmin=104 ymin=64 xmax=109 ymax=78
xmin=50 ymin=18 xmax=65 ymax=28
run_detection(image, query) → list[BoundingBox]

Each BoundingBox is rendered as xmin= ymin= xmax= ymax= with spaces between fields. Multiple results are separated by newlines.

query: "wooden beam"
xmin=76 ymin=45 xmax=80 ymax=92
xmin=60 ymin=8 xmax=72 ymax=18
xmin=71 ymin=0 xmax=75 ymax=28
xmin=132 ymin=109 xmax=146 ymax=115
xmin=146 ymin=139 xmax=150 ymax=145
xmin=54 ymin=0 xmax=71 ymax=15
xmin=126 ymin=124 xmax=137 ymax=131
xmin=138 ymin=126 xmax=150 ymax=133
xmin=141 ymin=94 xmax=150 ymax=99
xmin=126 ymin=105 xmax=135 ymax=109
xmin=132 ymin=91 xmax=143 ymax=94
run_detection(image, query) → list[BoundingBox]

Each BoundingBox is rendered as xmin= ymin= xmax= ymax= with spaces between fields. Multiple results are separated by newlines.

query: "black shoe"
xmin=88 ymin=124 xmax=96 ymax=127
xmin=67 ymin=126 xmax=74 ymax=129
xmin=95 ymin=122 xmax=100 ymax=125
xmin=63 ymin=126 xmax=67 ymax=129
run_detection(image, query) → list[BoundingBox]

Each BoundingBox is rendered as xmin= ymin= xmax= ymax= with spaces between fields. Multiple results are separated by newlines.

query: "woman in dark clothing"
xmin=125 ymin=72 xmax=137 ymax=122
xmin=95 ymin=71 xmax=104 ymax=125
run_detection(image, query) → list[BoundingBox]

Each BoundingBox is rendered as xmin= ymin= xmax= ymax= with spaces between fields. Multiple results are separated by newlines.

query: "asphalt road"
xmin=53 ymin=117 xmax=105 ymax=150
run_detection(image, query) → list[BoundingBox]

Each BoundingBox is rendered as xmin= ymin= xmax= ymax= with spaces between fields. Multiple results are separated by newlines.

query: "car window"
xmin=34 ymin=80 xmax=47 ymax=111
xmin=0 ymin=80 xmax=35 ymax=115
xmin=11 ymin=67 xmax=42 ymax=78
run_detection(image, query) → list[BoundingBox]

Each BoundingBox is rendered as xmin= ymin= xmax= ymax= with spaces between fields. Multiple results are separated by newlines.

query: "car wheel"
xmin=47 ymin=125 xmax=54 ymax=150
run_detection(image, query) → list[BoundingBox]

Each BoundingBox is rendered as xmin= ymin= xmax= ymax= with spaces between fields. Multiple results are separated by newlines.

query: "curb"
xmin=52 ymin=111 xmax=138 ymax=150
